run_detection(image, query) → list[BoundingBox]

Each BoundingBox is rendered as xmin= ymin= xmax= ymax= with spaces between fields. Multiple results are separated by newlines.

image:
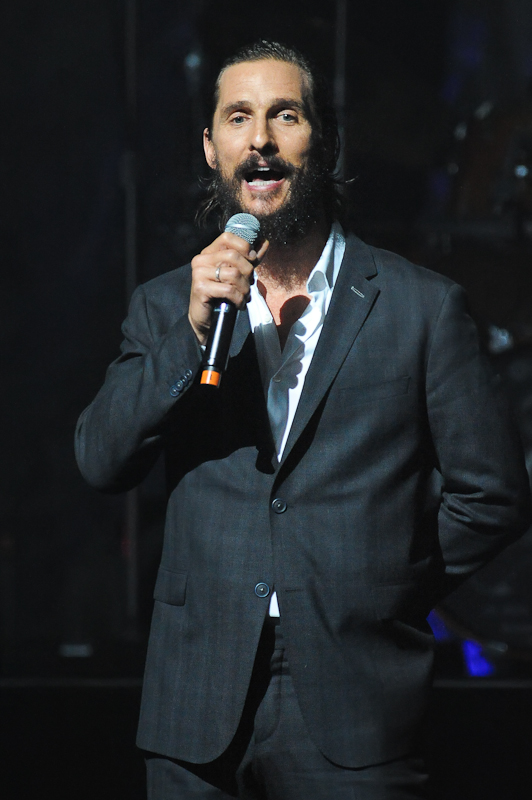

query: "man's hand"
xmin=189 ymin=231 xmax=269 ymax=345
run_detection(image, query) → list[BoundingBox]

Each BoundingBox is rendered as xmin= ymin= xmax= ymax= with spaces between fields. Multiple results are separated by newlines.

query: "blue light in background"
xmin=442 ymin=10 xmax=488 ymax=105
xmin=442 ymin=73 xmax=463 ymax=106
xmin=427 ymin=609 xmax=453 ymax=641
xmin=462 ymin=640 xmax=496 ymax=677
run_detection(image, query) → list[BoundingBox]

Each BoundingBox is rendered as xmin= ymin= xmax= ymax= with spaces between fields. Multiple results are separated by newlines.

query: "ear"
xmin=203 ymin=128 xmax=217 ymax=169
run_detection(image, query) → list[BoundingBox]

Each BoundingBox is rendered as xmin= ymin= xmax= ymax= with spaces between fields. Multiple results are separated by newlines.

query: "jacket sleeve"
xmin=75 ymin=281 xmax=202 ymax=492
xmin=425 ymin=283 xmax=531 ymax=594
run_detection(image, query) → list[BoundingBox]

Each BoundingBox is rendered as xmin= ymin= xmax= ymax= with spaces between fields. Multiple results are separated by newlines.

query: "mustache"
xmin=233 ymin=154 xmax=297 ymax=182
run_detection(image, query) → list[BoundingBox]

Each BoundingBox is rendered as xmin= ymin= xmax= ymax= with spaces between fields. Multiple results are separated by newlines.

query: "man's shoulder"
xmin=124 ymin=264 xmax=193 ymax=329
xmin=374 ymin=245 xmax=453 ymax=287
xmin=140 ymin=263 xmax=193 ymax=301
xmin=346 ymin=234 xmax=456 ymax=296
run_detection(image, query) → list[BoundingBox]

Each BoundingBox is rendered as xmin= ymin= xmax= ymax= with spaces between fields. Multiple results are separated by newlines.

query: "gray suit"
xmin=75 ymin=233 xmax=531 ymax=768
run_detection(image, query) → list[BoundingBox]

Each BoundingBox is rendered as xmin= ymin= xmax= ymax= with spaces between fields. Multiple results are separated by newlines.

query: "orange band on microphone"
xmin=200 ymin=369 xmax=221 ymax=387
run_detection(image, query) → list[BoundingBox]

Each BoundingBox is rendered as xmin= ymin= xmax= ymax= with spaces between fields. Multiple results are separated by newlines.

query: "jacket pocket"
xmin=371 ymin=582 xmax=433 ymax=626
xmin=338 ymin=375 xmax=410 ymax=404
xmin=153 ymin=566 xmax=187 ymax=606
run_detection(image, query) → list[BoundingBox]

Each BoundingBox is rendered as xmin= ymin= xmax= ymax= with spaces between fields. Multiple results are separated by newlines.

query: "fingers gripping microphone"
xmin=200 ymin=213 xmax=261 ymax=387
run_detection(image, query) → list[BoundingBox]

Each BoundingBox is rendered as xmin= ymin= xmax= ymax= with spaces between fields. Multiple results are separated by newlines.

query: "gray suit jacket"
xmin=75 ymin=233 xmax=531 ymax=768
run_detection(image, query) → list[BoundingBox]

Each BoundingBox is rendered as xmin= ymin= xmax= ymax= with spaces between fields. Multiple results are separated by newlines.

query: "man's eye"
xmin=230 ymin=115 xmax=247 ymax=124
xmin=279 ymin=112 xmax=297 ymax=123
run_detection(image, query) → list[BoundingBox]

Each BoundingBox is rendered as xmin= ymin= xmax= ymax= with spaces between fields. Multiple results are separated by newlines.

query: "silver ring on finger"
xmin=215 ymin=266 xmax=222 ymax=282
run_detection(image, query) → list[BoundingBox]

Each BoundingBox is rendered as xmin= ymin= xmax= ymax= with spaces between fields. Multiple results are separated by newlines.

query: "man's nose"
xmin=249 ymin=117 xmax=277 ymax=153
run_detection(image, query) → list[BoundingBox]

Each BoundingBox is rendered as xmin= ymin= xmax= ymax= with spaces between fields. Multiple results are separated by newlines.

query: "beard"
xmin=211 ymin=149 xmax=328 ymax=247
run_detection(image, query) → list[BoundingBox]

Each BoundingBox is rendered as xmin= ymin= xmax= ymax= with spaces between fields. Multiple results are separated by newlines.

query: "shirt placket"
xmin=269 ymin=293 xmax=326 ymax=457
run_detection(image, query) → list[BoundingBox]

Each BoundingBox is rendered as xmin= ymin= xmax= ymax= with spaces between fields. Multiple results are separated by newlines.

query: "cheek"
xmin=283 ymin=134 xmax=313 ymax=164
xmin=217 ymin=145 xmax=246 ymax=174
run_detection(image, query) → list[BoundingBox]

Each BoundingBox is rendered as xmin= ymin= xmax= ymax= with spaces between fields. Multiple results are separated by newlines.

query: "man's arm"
xmin=426 ymin=283 xmax=531 ymax=594
xmin=75 ymin=282 xmax=202 ymax=492
xmin=75 ymin=230 xmax=264 ymax=493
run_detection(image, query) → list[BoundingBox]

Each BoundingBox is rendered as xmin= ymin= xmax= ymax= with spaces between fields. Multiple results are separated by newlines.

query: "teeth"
xmin=257 ymin=166 xmax=269 ymax=171
xmin=247 ymin=178 xmax=279 ymax=186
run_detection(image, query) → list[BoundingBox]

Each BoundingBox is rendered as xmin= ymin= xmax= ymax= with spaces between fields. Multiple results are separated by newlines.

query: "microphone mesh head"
xmin=224 ymin=213 xmax=261 ymax=245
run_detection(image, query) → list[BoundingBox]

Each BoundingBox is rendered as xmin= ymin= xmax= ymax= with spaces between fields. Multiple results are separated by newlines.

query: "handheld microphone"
xmin=200 ymin=213 xmax=261 ymax=387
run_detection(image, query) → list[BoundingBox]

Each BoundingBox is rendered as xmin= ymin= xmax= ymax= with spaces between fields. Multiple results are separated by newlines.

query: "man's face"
xmin=203 ymin=59 xmax=325 ymax=242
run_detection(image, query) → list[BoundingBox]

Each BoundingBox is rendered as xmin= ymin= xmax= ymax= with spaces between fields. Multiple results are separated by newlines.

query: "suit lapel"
xmin=279 ymin=234 xmax=380 ymax=467
xmin=229 ymin=307 xmax=252 ymax=358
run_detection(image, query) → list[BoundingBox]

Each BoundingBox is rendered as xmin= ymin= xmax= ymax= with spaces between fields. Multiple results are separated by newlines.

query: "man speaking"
xmin=75 ymin=40 xmax=531 ymax=799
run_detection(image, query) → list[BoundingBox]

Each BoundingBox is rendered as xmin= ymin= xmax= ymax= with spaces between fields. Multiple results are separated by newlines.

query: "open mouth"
xmin=245 ymin=166 xmax=285 ymax=187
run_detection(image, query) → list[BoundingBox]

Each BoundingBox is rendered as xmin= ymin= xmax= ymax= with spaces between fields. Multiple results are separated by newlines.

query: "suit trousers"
xmin=145 ymin=619 xmax=428 ymax=800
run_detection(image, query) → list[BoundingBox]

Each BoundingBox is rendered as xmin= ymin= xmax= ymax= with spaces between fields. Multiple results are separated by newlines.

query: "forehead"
xmin=215 ymin=59 xmax=307 ymax=114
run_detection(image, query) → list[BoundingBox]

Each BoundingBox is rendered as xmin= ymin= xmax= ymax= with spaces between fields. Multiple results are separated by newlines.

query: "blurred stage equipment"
xmin=334 ymin=0 xmax=347 ymax=179
xmin=123 ymin=0 xmax=139 ymax=637
xmin=447 ymin=91 xmax=532 ymax=237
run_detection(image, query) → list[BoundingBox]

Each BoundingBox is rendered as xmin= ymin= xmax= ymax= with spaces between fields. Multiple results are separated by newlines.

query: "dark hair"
xmin=199 ymin=39 xmax=347 ymax=226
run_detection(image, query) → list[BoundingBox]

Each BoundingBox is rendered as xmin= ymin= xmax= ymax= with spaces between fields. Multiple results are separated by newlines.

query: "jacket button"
xmin=169 ymin=384 xmax=181 ymax=397
xmin=185 ymin=369 xmax=193 ymax=381
xmin=271 ymin=498 xmax=287 ymax=514
xmin=254 ymin=582 xmax=270 ymax=598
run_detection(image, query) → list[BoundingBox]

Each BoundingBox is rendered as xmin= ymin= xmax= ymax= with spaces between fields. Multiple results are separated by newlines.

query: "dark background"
xmin=2 ymin=1 xmax=532 ymax=797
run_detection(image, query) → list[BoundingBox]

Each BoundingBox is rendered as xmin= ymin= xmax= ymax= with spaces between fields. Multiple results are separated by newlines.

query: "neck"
xmin=255 ymin=216 xmax=329 ymax=293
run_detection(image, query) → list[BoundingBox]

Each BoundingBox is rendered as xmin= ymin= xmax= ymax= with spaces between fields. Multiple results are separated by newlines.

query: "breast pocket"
xmin=153 ymin=566 xmax=188 ymax=606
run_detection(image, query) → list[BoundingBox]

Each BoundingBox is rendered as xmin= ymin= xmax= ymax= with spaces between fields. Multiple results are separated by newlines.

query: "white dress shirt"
xmin=246 ymin=222 xmax=346 ymax=615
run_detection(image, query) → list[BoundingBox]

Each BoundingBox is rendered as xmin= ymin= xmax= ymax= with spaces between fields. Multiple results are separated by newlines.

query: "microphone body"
xmin=200 ymin=214 xmax=261 ymax=387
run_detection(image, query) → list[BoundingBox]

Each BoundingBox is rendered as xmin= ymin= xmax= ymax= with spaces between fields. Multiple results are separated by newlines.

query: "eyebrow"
xmin=219 ymin=98 xmax=306 ymax=119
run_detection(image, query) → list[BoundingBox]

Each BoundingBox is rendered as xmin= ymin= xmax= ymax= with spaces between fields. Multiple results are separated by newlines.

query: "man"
xmin=75 ymin=40 xmax=531 ymax=799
